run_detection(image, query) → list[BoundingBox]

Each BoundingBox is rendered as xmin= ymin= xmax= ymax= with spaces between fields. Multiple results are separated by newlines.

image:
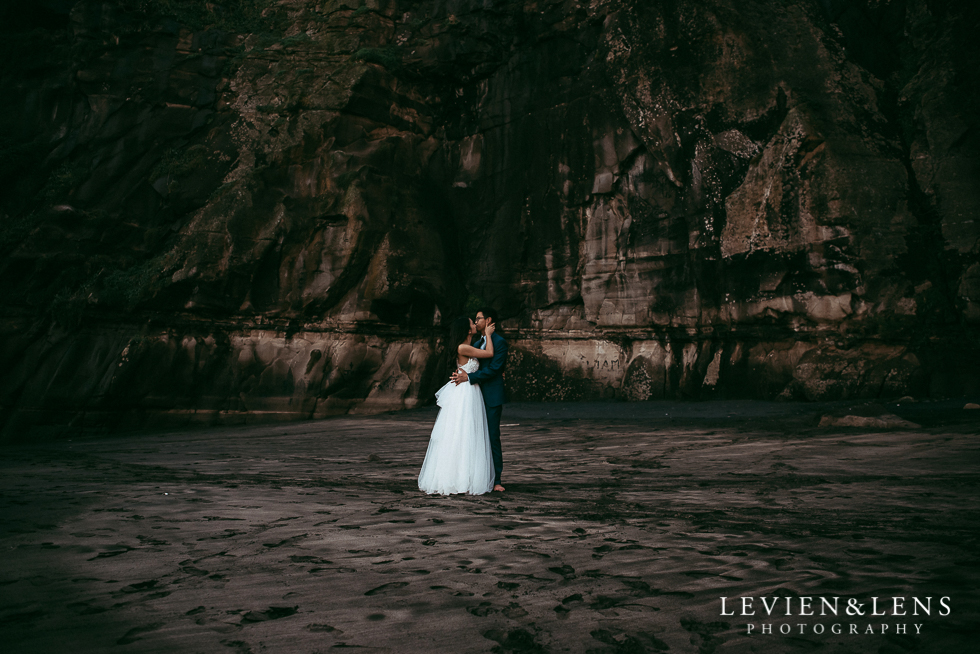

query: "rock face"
xmin=1 ymin=0 xmax=978 ymax=439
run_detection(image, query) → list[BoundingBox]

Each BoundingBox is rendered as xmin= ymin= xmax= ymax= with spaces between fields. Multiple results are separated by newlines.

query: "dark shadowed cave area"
xmin=1 ymin=0 xmax=979 ymax=438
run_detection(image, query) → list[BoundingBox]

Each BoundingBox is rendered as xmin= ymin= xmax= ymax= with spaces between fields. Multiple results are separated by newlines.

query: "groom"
xmin=451 ymin=307 xmax=508 ymax=492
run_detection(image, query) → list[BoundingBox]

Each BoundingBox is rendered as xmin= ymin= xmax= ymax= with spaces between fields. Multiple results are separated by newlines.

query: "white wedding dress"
xmin=418 ymin=357 xmax=494 ymax=495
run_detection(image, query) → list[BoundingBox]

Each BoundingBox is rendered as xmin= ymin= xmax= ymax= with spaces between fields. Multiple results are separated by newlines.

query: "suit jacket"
xmin=469 ymin=332 xmax=507 ymax=407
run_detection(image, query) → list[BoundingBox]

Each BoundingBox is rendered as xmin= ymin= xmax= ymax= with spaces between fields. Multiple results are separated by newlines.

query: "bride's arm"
xmin=458 ymin=338 xmax=494 ymax=359
xmin=457 ymin=323 xmax=495 ymax=359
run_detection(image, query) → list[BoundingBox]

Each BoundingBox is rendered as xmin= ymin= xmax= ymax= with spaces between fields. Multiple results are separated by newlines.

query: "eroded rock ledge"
xmin=1 ymin=0 xmax=978 ymax=438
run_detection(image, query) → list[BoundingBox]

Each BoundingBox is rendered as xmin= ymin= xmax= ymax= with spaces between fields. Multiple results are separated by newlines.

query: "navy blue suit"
xmin=469 ymin=332 xmax=507 ymax=484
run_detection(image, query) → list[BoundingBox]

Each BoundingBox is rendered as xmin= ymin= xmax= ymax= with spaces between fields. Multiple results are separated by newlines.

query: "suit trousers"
xmin=485 ymin=404 xmax=503 ymax=485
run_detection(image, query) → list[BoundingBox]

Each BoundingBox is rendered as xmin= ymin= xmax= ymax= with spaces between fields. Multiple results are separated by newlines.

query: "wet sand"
xmin=1 ymin=400 xmax=978 ymax=653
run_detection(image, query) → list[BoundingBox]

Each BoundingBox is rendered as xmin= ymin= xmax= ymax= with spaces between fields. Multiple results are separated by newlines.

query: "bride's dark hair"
xmin=447 ymin=316 xmax=472 ymax=358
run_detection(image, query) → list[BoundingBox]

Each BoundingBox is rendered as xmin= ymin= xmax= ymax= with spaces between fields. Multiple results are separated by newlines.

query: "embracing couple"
xmin=418 ymin=308 xmax=507 ymax=496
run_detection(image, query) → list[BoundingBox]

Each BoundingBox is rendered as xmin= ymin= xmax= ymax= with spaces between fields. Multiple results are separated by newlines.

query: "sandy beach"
xmin=1 ymin=400 xmax=978 ymax=653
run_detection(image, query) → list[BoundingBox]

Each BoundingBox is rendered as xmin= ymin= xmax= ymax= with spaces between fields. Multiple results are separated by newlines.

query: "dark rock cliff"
xmin=1 ymin=0 xmax=978 ymax=439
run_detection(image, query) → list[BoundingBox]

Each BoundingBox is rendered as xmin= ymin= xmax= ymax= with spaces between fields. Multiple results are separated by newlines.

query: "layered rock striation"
xmin=1 ymin=0 xmax=978 ymax=439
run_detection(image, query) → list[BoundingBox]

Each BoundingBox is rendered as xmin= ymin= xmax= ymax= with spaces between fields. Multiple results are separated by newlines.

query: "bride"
xmin=418 ymin=316 xmax=496 ymax=495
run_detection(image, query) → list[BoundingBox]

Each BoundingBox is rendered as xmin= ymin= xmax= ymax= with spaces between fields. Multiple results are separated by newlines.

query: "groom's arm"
xmin=468 ymin=337 xmax=507 ymax=384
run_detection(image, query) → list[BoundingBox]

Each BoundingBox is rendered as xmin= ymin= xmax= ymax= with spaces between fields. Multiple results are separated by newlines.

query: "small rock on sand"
xmin=818 ymin=414 xmax=921 ymax=429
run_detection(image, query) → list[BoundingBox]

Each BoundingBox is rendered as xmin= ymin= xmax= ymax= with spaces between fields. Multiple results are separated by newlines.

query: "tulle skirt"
xmin=418 ymin=380 xmax=494 ymax=495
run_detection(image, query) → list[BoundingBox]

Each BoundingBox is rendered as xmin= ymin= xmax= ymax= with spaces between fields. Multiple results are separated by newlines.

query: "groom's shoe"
xmin=493 ymin=484 xmax=505 ymax=492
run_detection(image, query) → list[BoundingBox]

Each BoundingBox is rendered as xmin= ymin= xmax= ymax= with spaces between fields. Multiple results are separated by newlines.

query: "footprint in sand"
xmin=364 ymin=582 xmax=409 ymax=596
xmin=262 ymin=534 xmax=308 ymax=548
xmin=240 ymin=606 xmax=298 ymax=623
xmin=117 ymin=622 xmax=164 ymax=645
xmin=307 ymin=624 xmax=343 ymax=633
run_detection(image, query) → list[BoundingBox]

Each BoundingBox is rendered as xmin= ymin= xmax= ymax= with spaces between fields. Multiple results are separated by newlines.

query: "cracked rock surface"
xmin=1 ymin=1 xmax=978 ymax=435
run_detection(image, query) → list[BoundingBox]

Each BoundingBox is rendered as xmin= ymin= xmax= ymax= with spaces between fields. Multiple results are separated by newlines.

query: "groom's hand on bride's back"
xmin=451 ymin=369 xmax=469 ymax=385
